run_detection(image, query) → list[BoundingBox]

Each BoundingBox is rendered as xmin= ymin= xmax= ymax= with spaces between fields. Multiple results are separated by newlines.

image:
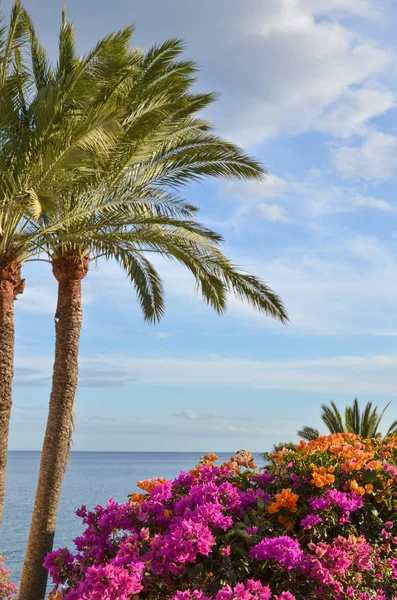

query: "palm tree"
xmin=0 ymin=1 xmax=147 ymax=526
xmin=298 ymin=399 xmax=397 ymax=441
xmin=0 ymin=0 xmax=31 ymax=526
xmin=18 ymin=12 xmax=288 ymax=600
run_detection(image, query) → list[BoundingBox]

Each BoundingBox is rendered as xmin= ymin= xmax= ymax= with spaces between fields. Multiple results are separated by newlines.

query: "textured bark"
xmin=18 ymin=255 xmax=89 ymax=600
xmin=0 ymin=259 xmax=24 ymax=526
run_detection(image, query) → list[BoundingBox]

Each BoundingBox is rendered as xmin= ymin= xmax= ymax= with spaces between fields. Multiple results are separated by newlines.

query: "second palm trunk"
xmin=19 ymin=255 xmax=89 ymax=600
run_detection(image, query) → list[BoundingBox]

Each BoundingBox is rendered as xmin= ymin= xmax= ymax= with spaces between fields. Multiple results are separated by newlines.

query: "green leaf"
xmin=257 ymin=496 xmax=265 ymax=512
xmin=243 ymin=513 xmax=252 ymax=526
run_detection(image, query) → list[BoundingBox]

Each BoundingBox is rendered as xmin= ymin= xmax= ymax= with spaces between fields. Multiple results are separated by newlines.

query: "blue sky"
xmin=5 ymin=0 xmax=397 ymax=452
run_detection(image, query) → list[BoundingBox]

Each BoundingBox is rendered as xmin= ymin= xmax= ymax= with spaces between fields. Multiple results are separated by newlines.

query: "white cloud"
xmin=318 ymin=88 xmax=395 ymax=138
xmin=125 ymin=0 xmax=394 ymax=146
xmin=333 ymin=132 xmax=397 ymax=180
xmin=62 ymin=231 xmax=397 ymax=338
xmin=225 ymin=3 xmax=392 ymax=144
xmin=251 ymin=175 xmax=293 ymax=198
xmin=344 ymin=234 xmax=394 ymax=263
xmin=15 ymin=352 xmax=397 ymax=395
xmin=155 ymin=332 xmax=175 ymax=340
xmin=256 ymin=204 xmax=294 ymax=223
xmin=239 ymin=235 xmax=397 ymax=334
xmin=303 ymin=0 xmax=380 ymax=18
xmin=175 ymin=411 xmax=200 ymax=420
xmin=225 ymin=171 xmax=396 ymax=218
xmin=16 ymin=267 xmax=96 ymax=315
xmin=226 ymin=425 xmax=286 ymax=435
xmin=174 ymin=410 xmax=252 ymax=421
xmin=353 ymin=194 xmax=395 ymax=211
xmin=17 ymin=286 xmax=57 ymax=315
xmin=76 ymin=414 xmax=292 ymax=441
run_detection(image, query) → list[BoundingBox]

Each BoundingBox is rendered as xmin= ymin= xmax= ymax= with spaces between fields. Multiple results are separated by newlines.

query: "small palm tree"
xmin=271 ymin=442 xmax=296 ymax=452
xmin=298 ymin=399 xmax=397 ymax=441
xmin=18 ymin=11 xmax=288 ymax=600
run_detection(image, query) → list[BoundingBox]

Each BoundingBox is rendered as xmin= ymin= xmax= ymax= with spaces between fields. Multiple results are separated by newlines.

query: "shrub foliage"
xmin=47 ymin=435 xmax=397 ymax=600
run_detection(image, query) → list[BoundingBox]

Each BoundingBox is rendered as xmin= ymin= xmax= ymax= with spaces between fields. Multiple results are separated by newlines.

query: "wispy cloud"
xmin=37 ymin=232 xmax=397 ymax=338
xmin=14 ymin=359 xmax=138 ymax=388
xmin=75 ymin=414 xmax=296 ymax=441
xmin=112 ymin=0 xmax=394 ymax=146
xmin=174 ymin=410 xmax=252 ymax=421
xmin=256 ymin=204 xmax=294 ymax=223
xmin=14 ymin=352 xmax=397 ymax=395
xmin=333 ymin=132 xmax=397 ymax=180
xmin=155 ymin=332 xmax=175 ymax=340
xmin=224 ymin=172 xmax=396 ymax=219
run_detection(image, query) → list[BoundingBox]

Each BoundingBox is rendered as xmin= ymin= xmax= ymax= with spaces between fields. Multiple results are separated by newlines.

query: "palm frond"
xmin=0 ymin=0 xmax=26 ymax=86
xmin=321 ymin=400 xmax=344 ymax=434
xmin=385 ymin=419 xmax=397 ymax=437
xmin=297 ymin=427 xmax=320 ymax=441
xmin=360 ymin=401 xmax=375 ymax=438
xmin=22 ymin=8 xmax=53 ymax=88
xmin=372 ymin=401 xmax=391 ymax=438
xmin=56 ymin=6 xmax=76 ymax=80
xmin=100 ymin=245 xmax=165 ymax=322
xmin=301 ymin=399 xmax=396 ymax=441
xmin=0 ymin=7 xmax=285 ymax=328
xmin=345 ymin=398 xmax=361 ymax=434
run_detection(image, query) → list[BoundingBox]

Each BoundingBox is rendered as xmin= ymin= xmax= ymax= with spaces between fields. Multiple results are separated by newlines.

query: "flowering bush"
xmin=47 ymin=435 xmax=397 ymax=600
xmin=0 ymin=554 xmax=17 ymax=599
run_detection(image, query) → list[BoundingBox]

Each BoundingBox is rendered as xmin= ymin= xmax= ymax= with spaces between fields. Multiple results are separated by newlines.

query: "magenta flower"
xmin=250 ymin=537 xmax=303 ymax=570
xmin=300 ymin=514 xmax=323 ymax=530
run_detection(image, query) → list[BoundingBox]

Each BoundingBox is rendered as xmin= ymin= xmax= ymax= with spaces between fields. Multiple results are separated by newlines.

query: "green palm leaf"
xmin=297 ymin=427 xmax=320 ymax=441
xmin=299 ymin=399 xmax=396 ymax=440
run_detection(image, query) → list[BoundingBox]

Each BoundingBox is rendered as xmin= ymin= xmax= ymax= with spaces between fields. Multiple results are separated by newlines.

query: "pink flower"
xmin=300 ymin=514 xmax=322 ymax=530
xmin=250 ymin=537 xmax=303 ymax=570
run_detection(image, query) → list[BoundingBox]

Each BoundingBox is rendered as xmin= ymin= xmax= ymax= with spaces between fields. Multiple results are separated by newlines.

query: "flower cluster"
xmin=0 ymin=555 xmax=17 ymax=600
xmin=46 ymin=437 xmax=397 ymax=599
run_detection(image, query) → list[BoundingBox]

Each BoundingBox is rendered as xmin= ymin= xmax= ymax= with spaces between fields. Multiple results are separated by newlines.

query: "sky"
xmin=4 ymin=0 xmax=397 ymax=452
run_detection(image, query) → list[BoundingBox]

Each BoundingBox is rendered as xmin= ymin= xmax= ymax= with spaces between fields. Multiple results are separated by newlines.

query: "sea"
xmin=0 ymin=451 xmax=264 ymax=585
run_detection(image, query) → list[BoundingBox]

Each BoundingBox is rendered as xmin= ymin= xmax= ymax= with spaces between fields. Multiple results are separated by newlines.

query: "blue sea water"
xmin=0 ymin=451 xmax=263 ymax=585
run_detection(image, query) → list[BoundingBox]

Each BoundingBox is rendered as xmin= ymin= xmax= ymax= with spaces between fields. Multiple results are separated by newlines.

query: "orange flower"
xmin=222 ymin=450 xmax=257 ymax=474
xmin=224 ymin=459 xmax=241 ymax=475
xmin=367 ymin=460 xmax=382 ymax=470
xmin=129 ymin=492 xmax=146 ymax=505
xmin=268 ymin=488 xmax=299 ymax=514
xmin=137 ymin=477 xmax=167 ymax=492
xmin=204 ymin=453 xmax=219 ymax=463
xmin=365 ymin=484 xmax=374 ymax=494
xmin=382 ymin=478 xmax=393 ymax=488
xmin=349 ymin=480 xmax=365 ymax=495
xmin=190 ymin=453 xmax=219 ymax=476
xmin=298 ymin=434 xmax=375 ymax=467
xmin=311 ymin=466 xmax=335 ymax=488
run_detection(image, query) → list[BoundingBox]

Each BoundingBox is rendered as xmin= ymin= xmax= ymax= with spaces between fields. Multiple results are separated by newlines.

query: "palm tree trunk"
xmin=0 ymin=259 xmax=24 ymax=525
xmin=18 ymin=255 xmax=88 ymax=600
